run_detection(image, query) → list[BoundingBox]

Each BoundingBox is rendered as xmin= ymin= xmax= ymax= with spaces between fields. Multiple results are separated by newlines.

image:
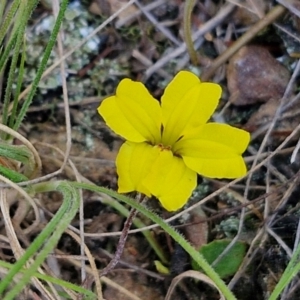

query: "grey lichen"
xmin=23 ymin=0 xmax=129 ymax=101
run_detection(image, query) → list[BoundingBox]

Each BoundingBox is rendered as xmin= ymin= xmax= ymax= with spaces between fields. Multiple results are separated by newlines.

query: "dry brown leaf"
xmin=184 ymin=207 xmax=208 ymax=250
xmin=245 ymin=98 xmax=300 ymax=139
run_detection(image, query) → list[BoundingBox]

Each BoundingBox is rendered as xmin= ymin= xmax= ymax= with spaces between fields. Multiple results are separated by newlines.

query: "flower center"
xmin=157 ymin=144 xmax=171 ymax=151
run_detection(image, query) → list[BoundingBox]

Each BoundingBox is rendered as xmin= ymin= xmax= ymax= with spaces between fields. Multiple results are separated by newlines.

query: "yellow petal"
xmin=98 ymin=79 xmax=161 ymax=143
xmin=143 ymin=147 xmax=197 ymax=211
xmin=161 ymin=71 xmax=222 ymax=145
xmin=116 ymin=141 xmax=158 ymax=196
xmin=174 ymin=123 xmax=250 ymax=178
xmin=161 ymin=71 xmax=200 ymax=124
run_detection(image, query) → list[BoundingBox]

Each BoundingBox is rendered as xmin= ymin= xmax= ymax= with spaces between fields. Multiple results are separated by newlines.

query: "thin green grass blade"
xmin=0 ymin=31 xmax=17 ymax=73
xmin=0 ymin=182 xmax=80 ymax=298
xmin=0 ymin=165 xmax=28 ymax=182
xmin=0 ymin=260 xmax=96 ymax=299
xmin=13 ymin=0 xmax=69 ymax=131
xmin=1 ymin=1 xmax=30 ymax=128
xmin=0 ymin=0 xmax=21 ymax=47
xmin=0 ymin=143 xmax=31 ymax=164
xmin=269 ymin=242 xmax=300 ymax=300
xmin=8 ymin=36 xmax=26 ymax=129
xmin=0 ymin=1 xmax=7 ymax=20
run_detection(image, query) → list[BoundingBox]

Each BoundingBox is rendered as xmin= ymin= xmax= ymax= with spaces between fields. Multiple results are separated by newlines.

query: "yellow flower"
xmin=98 ymin=71 xmax=250 ymax=211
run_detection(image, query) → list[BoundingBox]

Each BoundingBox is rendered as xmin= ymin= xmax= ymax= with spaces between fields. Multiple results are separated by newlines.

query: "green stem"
xmin=64 ymin=182 xmax=237 ymax=300
xmin=33 ymin=181 xmax=169 ymax=264
xmin=183 ymin=0 xmax=198 ymax=65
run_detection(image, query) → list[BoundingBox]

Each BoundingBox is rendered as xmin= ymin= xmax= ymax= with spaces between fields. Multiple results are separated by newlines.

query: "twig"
xmin=201 ymin=5 xmax=286 ymax=80
xmin=276 ymin=0 xmax=300 ymax=19
xmin=144 ymin=2 xmax=236 ymax=79
xmin=135 ymin=0 xmax=180 ymax=45
xmin=17 ymin=0 xmax=138 ymax=102
xmin=116 ymin=0 xmax=166 ymax=28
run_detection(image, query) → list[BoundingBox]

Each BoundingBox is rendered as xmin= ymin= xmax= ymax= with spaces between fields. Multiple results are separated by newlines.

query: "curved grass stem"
xmin=0 ymin=181 xmax=82 ymax=299
xmin=183 ymin=0 xmax=198 ymax=65
xmin=68 ymin=182 xmax=237 ymax=300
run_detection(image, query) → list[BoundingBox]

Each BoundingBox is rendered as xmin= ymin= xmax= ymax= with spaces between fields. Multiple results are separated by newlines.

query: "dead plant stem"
xmin=99 ymin=207 xmax=138 ymax=277
xmin=201 ymin=5 xmax=286 ymax=80
xmin=183 ymin=0 xmax=197 ymax=65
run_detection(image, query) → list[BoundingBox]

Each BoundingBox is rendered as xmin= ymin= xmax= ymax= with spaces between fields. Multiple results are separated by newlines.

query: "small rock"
xmin=227 ymin=45 xmax=290 ymax=106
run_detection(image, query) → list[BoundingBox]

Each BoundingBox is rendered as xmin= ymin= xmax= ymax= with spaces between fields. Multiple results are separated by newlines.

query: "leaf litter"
xmin=2 ymin=0 xmax=300 ymax=299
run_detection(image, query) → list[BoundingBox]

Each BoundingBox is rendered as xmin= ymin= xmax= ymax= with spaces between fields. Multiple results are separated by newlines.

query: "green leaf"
xmin=0 ymin=143 xmax=31 ymax=164
xmin=191 ymin=239 xmax=247 ymax=279
xmin=0 ymin=165 xmax=28 ymax=183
